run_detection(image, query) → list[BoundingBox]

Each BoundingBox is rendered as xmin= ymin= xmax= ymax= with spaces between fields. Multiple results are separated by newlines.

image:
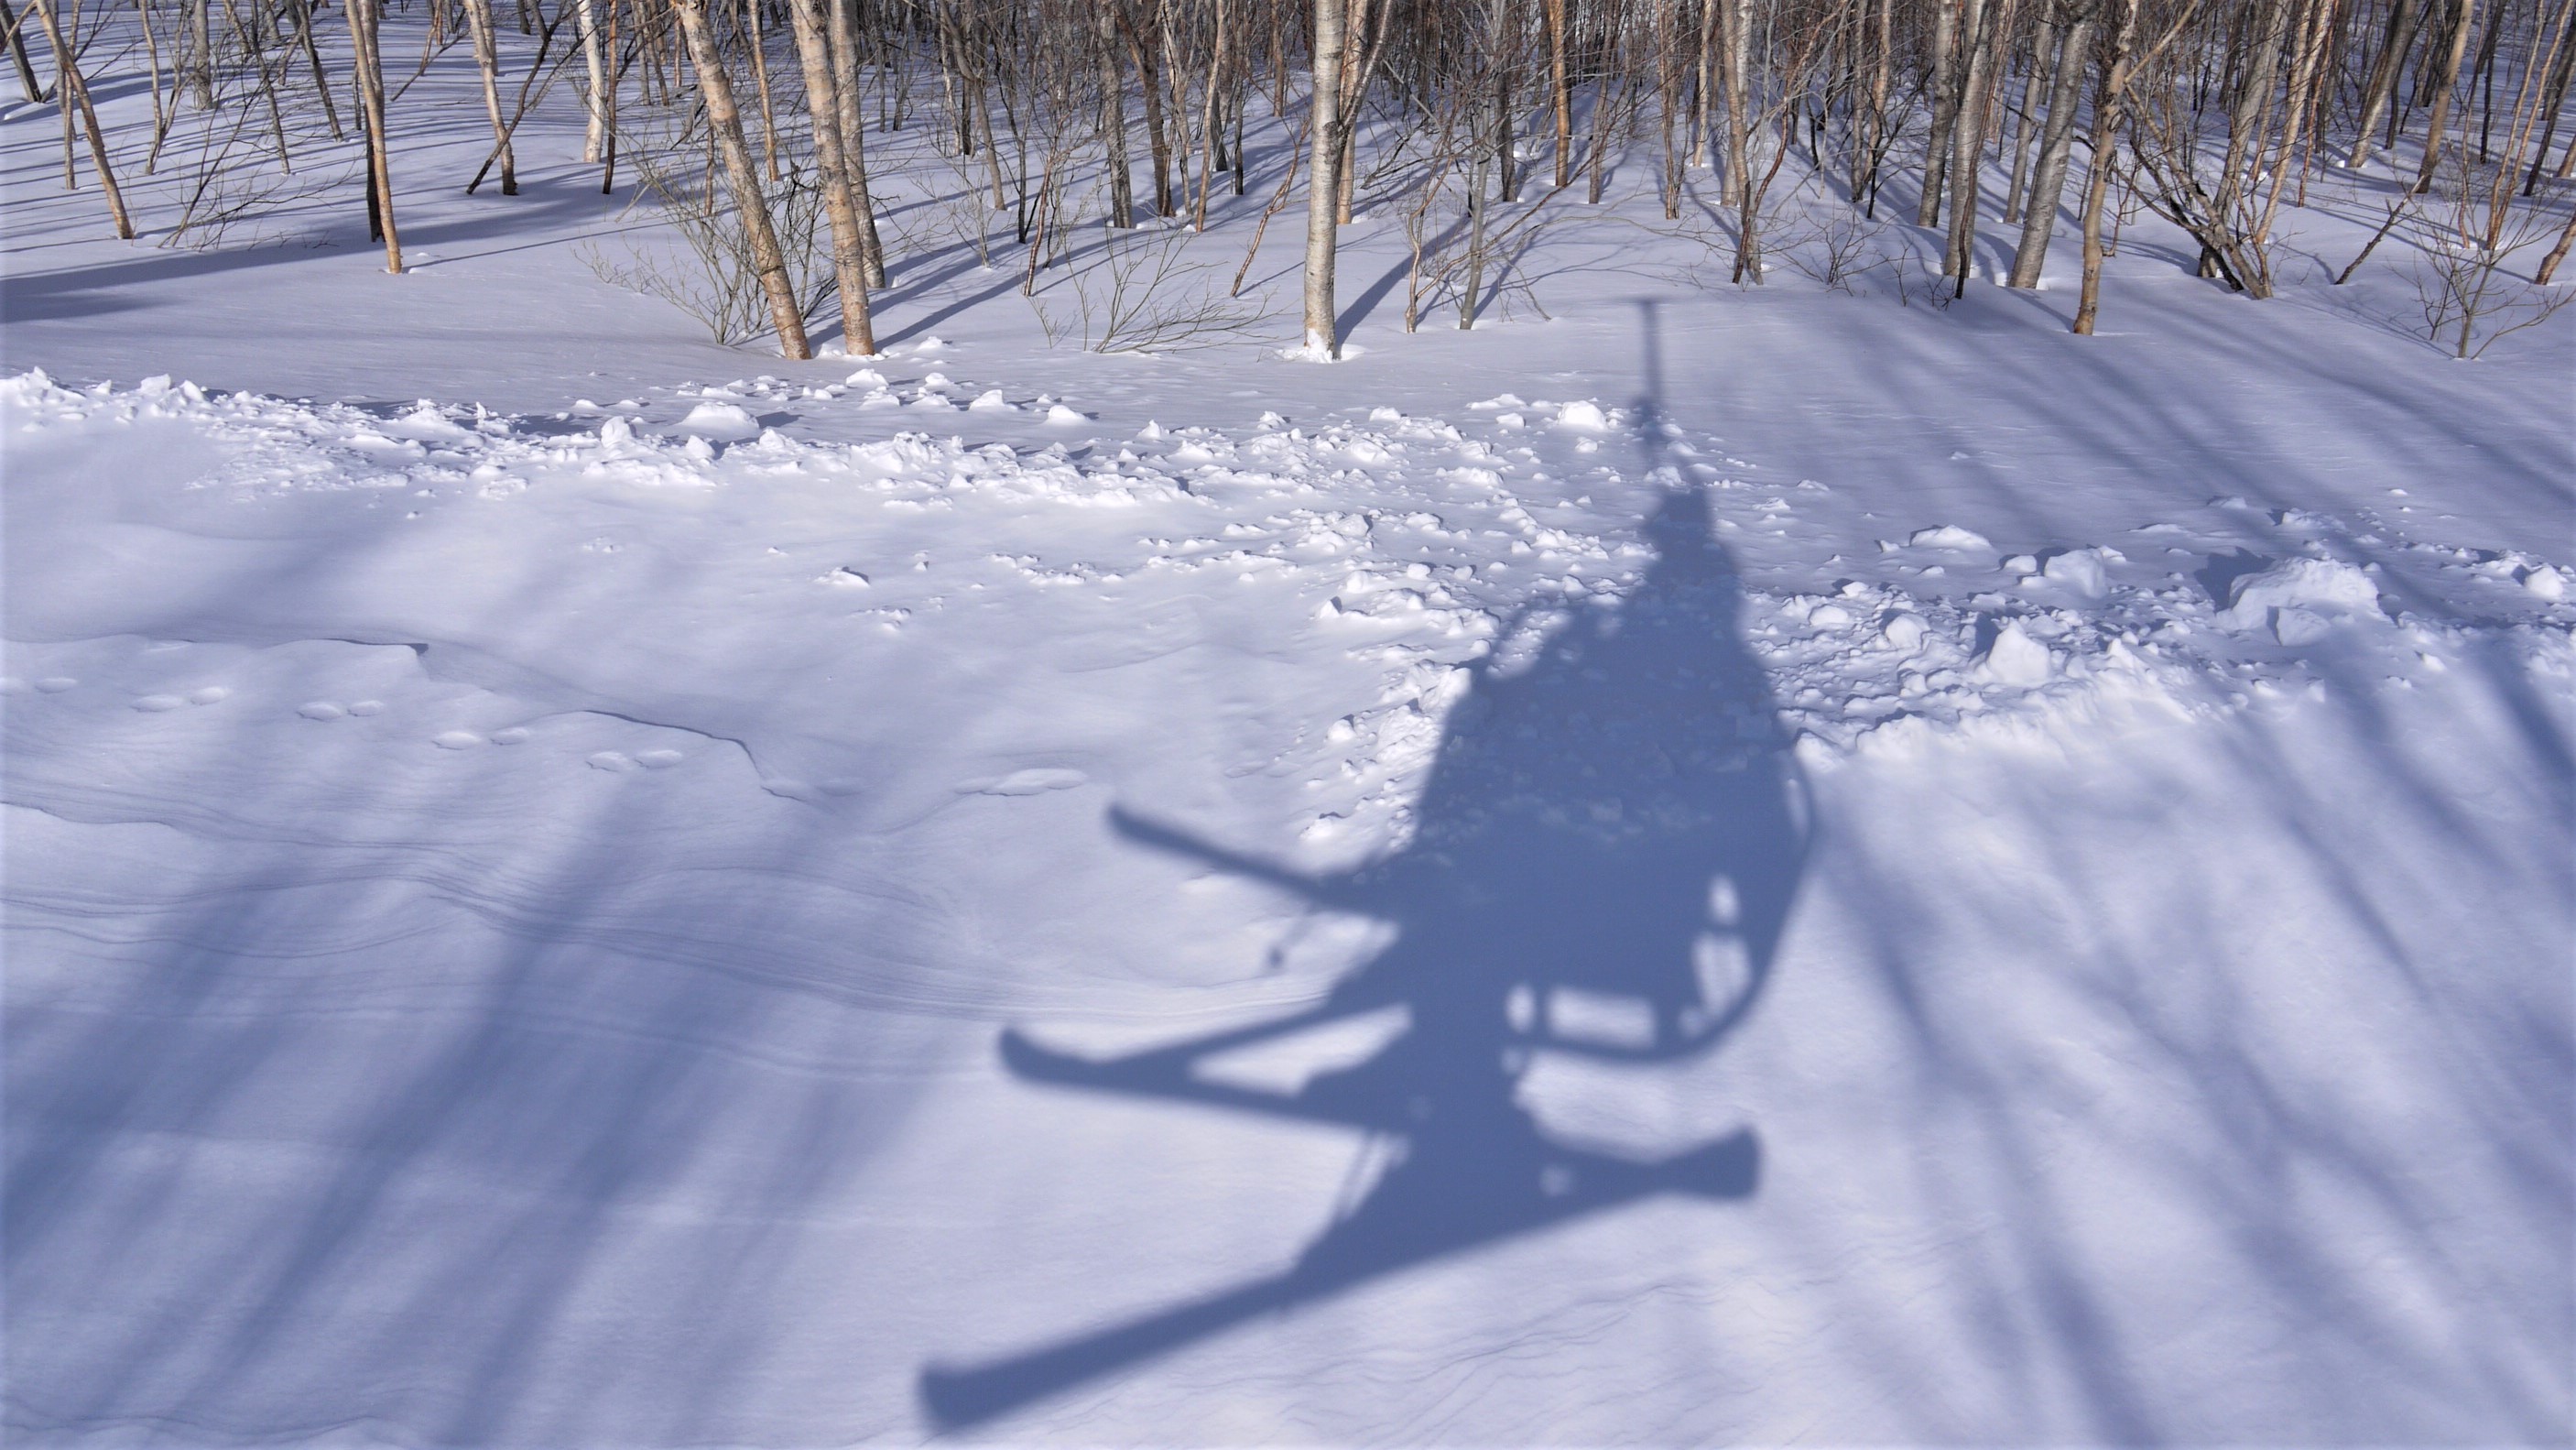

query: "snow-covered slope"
xmin=5 ymin=363 xmax=2568 ymax=1444
xmin=6 ymin=14 xmax=2572 ymax=1435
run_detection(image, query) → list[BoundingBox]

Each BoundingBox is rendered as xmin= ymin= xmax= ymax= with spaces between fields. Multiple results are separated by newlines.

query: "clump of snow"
xmin=1279 ymin=335 xmax=1367 ymax=363
xmin=1979 ymin=621 xmax=2056 ymax=686
xmin=2042 ymin=548 xmax=2111 ymax=598
xmin=1554 ymin=400 xmax=1611 ymax=431
xmin=1908 ymin=524 xmax=1993 ymax=551
xmin=675 ymin=401 xmax=759 ymax=441
xmin=2220 ymin=556 xmax=2384 ymax=634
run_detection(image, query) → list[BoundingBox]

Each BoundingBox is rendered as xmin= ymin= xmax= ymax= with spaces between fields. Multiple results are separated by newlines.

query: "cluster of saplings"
xmin=16 ymin=0 xmax=2575 ymax=357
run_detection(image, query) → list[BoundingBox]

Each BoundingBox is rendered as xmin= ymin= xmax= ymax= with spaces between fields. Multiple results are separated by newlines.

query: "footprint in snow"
xmin=433 ymin=730 xmax=484 ymax=749
xmin=961 ymin=768 xmax=1087 ymax=797
xmin=589 ymin=748 xmax=684 ymax=772
xmin=300 ymin=701 xmax=346 ymax=720
xmin=37 ymin=677 xmax=77 ymax=692
xmin=132 ymin=694 xmax=187 ymax=712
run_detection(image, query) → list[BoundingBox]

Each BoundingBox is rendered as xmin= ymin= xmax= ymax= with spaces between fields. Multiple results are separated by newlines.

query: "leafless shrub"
xmin=579 ymin=138 xmax=835 ymax=346
xmin=2408 ymin=156 xmax=2572 ymax=359
xmin=1026 ymin=223 xmax=1268 ymax=353
xmin=1771 ymin=182 xmax=1894 ymax=294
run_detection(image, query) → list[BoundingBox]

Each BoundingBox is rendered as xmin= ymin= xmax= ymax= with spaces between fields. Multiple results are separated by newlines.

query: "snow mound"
xmin=2220 ymin=556 xmax=2385 ymax=635
xmin=674 ymin=401 xmax=760 ymax=441
xmin=1908 ymin=524 xmax=1993 ymax=551
xmin=1553 ymin=400 xmax=1612 ymax=431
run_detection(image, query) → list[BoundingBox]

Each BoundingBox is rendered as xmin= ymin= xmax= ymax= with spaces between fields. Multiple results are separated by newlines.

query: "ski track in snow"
xmin=5 ymin=367 xmax=2572 ymax=1445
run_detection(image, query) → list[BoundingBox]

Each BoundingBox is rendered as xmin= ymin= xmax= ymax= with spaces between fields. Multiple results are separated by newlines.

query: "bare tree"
xmin=670 ymin=0 xmax=808 ymax=355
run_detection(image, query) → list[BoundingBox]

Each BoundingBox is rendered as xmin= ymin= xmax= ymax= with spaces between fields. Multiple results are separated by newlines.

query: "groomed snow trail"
xmin=5 ymin=369 xmax=2570 ymax=1444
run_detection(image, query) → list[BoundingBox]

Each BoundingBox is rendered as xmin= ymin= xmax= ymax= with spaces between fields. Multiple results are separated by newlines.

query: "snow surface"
xmin=5 ymin=25 xmax=2573 ymax=1446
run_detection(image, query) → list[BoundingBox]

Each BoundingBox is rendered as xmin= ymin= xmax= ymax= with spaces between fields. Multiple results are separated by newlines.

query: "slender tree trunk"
xmin=2523 ymin=0 xmax=2575 ymax=191
xmin=574 ymin=0 xmax=605 ymax=159
xmin=2409 ymin=0 xmax=2478 ymax=189
xmin=671 ymin=0 xmax=808 ymax=356
xmin=291 ymin=0 xmax=342 ymax=140
xmin=2005 ymin=23 xmax=2053 ymax=223
xmin=1194 ymin=0 xmax=1226 ymax=228
xmin=348 ymin=0 xmax=400 ymax=270
xmin=1721 ymin=0 xmax=1757 ymax=278
xmin=187 ymin=0 xmax=212 ymax=107
xmin=828 ymin=0 xmax=885 ymax=285
xmin=2351 ymin=0 xmax=2424 ymax=167
xmin=1945 ymin=0 xmax=1995 ymax=282
xmin=2535 ymin=198 xmax=2575 ymax=282
xmin=1854 ymin=0 xmax=1892 ymax=208
xmin=0 ymin=0 xmax=48 ymax=103
xmin=1131 ymin=17 xmax=1172 ymax=214
xmin=1546 ymin=0 xmax=1571 ymax=187
xmin=1099 ymin=3 xmax=1134 ymax=226
xmin=2009 ymin=0 xmax=2092 ymax=287
xmin=1919 ymin=0 xmax=1964 ymax=226
xmin=2074 ymin=0 xmax=2136 ymax=334
xmin=1462 ymin=0 xmax=1498 ymax=328
xmin=598 ymin=0 xmax=619 ymax=190
xmin=33 ymin=0 xmax=133 ymax=236
xmin=1495 ymin=0 xmax=1515 ymax=201
xmin=743 ymin=0 xmax=778 ymax=180
xmin=463 ymin=0 xmax=516 ymax=192
xmin=1302 ymin=0 xmax=1345 ymax=355
xmin=786 ymin=0 xmax=873 ymax=354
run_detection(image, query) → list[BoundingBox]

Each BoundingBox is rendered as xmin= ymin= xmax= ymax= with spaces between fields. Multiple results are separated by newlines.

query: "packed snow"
xmin=5 ymin=19 xmax=2572 ymax=1445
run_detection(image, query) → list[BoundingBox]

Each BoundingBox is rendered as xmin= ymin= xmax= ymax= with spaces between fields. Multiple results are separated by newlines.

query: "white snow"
xmin=2219 ymin=555 xmax=2386 ymax=633
xmin=1908 ymin=524 xmax=1994 ymax=551
xmin=674 ymin=400 xmax=761 ymax=440
xmin=2 ymin=29 xmax=2570 ymax=1446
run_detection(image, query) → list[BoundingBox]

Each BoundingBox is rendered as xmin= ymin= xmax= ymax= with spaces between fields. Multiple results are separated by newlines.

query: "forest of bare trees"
xmin=14 ymin=0 xmax=2574 ymax=358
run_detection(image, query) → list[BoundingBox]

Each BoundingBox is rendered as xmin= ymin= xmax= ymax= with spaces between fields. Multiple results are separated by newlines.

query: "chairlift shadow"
xmin=918 ymin=298 xmax=1806 ymax=1429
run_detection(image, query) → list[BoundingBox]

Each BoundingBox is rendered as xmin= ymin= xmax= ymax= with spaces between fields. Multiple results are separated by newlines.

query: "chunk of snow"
xmin=1280 ymin=334 xmax=1368 ymax=363
xmin=2523 ymin=564 xmax=2567 ymax=600
xmin=1881 ymin=614 xmax=1927 ymax=650
xmin=2220 ymin=556 xmax=2383 ymax=633
xmin=1554 ymin=400 xmax=1610 ymax=431
xmin=1980 ymin=622 xmax=2055 ymax=686
xmin=2042 ymin=549 xmax=2110 ymax=599
xmin=1045 ymin=405 xmax=1088 ymax=426
xmin=675 ymin=402 xmax=758 ymax=441
xmin=1909 ymin=525 xmax=1993 ymax=551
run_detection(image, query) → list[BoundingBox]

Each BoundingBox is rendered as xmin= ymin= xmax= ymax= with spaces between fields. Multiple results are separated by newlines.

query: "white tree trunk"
xmin=1301 ymin=0 xmax=1346 ymax=355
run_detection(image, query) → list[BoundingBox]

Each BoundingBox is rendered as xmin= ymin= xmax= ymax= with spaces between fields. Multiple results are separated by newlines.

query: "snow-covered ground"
xmin=5 ymin=28 xmax=2573 ymax=1446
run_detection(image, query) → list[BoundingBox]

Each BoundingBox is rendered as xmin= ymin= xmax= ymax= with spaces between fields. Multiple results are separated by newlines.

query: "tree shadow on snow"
xmin=918 ymin=300 xmax=1808 ymax=1427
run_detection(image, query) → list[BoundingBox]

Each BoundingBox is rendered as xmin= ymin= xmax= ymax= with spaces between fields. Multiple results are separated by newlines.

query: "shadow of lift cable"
xmin=920 ymin=300 xmax=1806 ymax=1429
